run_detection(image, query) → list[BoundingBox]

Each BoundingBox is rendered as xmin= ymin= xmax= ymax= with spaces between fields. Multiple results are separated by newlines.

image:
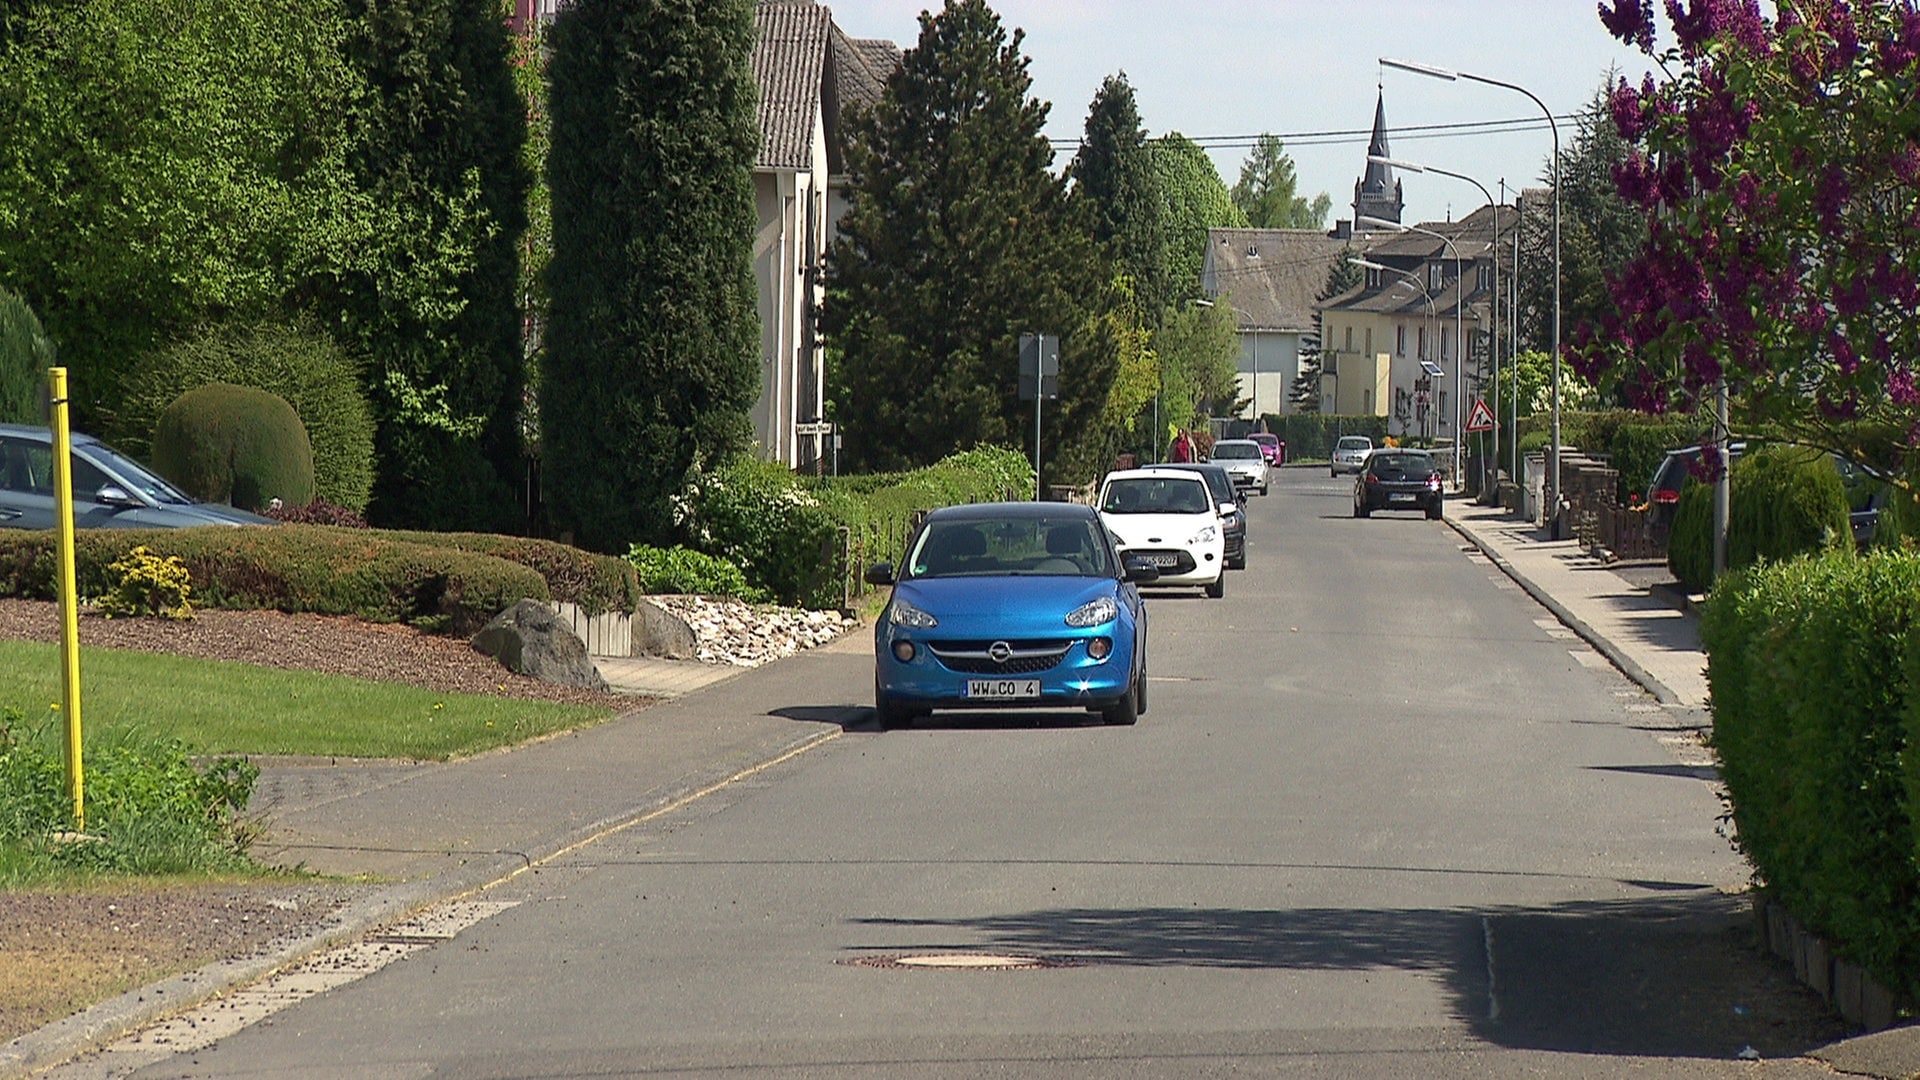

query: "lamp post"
xmin=1369 ymin=154 xmax=1501 ymax=497
xmin=1349 ymin=256 xmax=1437 ymax=439
xmin=1193 ymin=297 xmax=1258 ymax=422
xmin=1358 ymin=215 xmax=1463 ymax=485
xmin=1381 ymin=57 xmax=1560 ymax=529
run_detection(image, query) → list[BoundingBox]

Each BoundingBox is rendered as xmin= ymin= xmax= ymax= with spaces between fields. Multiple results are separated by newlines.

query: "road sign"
xmin=795 ymin=421 xmax=833 ymax=436
xmin=1465 ymin=398 xmax=1496 ymax=433
xmin=1018 ymin=334 xmax=1059 ymax=401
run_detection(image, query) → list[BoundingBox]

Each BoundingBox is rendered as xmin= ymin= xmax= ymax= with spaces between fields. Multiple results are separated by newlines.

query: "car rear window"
xmin=1368 ymin=453 xmax=1434 ymax=479
xmin=1211 ymin=443 xmax=1260 ymax=459
xmin=1337 ymin=437 xmax=1372 ymax=450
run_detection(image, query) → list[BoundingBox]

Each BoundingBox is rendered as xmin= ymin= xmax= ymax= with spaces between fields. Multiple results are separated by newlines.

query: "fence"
xmin=1560 ymin=455 xmax=1666 ymax=562
xmin=829 ymin=484 xmax=1027 ymax=611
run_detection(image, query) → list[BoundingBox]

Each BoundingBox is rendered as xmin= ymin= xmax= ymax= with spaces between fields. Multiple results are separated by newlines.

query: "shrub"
xmin=152 ymin=383 xmax=316 ymax=512
xmin=0 ymin=526 xmax=549 ymax=634
xmin=626 ymin=545 xmax=765 ymax=602
xmin=1275 ymin=414 xmax=1391 ymax=460
xmin=1703 ymin=552 xmax=1920 ymax=1001
xmin=267 ymin=499 xmax=371 ymax=529
xmin=97 ymin=545 xmax=193 ymax=620
xmin=114 ymin=318 xmax=376 ymax=513
xmin=1607 ymin=416 xmax=1705 ymax=503
xmin=675 ymin=457 xmax=839 ymax=608
xmin=375 ymin=530 xmax=641 ymax=616
xmin=0 ymin=286 xmax=53 ymax=426
xmin=1667 ymin=446 xmax=1851 ymax=592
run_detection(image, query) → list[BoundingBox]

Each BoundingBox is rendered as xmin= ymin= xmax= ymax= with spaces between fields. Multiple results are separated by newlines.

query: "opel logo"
xmin=989 ymin=641 xmax=1013 ymax=664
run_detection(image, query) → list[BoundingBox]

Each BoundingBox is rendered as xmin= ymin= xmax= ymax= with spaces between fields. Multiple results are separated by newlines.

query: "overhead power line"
xmin=1047 ymin=111 xmax=1596 ymax=151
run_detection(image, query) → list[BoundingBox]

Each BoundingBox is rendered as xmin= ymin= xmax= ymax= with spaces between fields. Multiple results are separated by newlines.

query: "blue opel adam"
xmin=864 ymin=502 xmax=1157 ymax=729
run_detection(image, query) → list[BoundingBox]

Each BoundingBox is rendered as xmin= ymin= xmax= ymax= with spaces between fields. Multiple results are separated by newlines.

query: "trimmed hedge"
xmin=376 ymin=530 xmax=641 ymax=616
xmin=152 ymin=383 xmax=316 ymax=512
xmin=1668 ymin=446 xmax=1852 ymax=592
xmin=1702 ymin=551 xmax=1920 ymax=1001
xmin=0 ymin=526 xmax=547 ymax=634
xmin=1271 ymin=414 xmax=1391 ymax=461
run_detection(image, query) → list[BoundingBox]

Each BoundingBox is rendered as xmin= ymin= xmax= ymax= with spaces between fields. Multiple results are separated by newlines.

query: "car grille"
xmin=927 ymin=639 xmax=1073 ymax=675
xmin=1132 ymin=549 xmax=1196 ymax=575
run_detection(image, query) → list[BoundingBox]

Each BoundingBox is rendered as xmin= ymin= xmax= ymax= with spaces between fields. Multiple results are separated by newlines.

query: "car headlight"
xmin=1065 ymin=596 xmax=1118 ymax=628
xmin=889 ymin=598 xmax=938 ymax=628
xmin=1187 ymin=524 xmax=1218 ymax=545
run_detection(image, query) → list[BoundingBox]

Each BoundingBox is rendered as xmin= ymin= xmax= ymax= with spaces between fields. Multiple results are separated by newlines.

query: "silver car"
xmin=1331 ymin=435 xmax=1374 ymax=477
xmin=1208 ymin=439 xmax=1270 ymax=496
xmin=0 ymin=423 xmax=274 ymax=530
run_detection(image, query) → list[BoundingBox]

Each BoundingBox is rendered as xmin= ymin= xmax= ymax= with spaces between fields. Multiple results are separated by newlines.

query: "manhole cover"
xmin=844 ymin=953 xmax=1073 ymax=970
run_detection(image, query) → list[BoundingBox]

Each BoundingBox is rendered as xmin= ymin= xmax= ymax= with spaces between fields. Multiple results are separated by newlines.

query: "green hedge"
xmin=376 ymin=530 xmax=640 ymax=616
xmin=1272 ymin=414 xmax=1391 ymax=461
xmin=1702 ymin=551 xmax=1920 ymax=1001
xmin=0 ymin=526 xmax=548 ymax=634
xmin=1668 ymin=446 xmax=1852 ymax=592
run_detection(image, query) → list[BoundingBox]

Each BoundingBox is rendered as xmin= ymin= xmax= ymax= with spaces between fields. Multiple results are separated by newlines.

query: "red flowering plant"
xmin=1577 ymin=1 xmax=1920 ymax=491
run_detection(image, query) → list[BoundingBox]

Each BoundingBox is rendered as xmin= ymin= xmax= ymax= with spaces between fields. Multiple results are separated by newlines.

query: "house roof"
xmin=1323 ymin=204 xmax=1518 ymax=320
xmin=753 ymin=0 xmax=832 ymax=171
xmin=1202 ymin=228 xmax=1353 ymax=334
xmin=825 ymin=26 xmax=900 ymax=174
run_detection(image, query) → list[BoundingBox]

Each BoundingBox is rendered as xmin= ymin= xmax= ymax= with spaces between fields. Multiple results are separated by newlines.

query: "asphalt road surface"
xmin=83 ymin=468 xmax=1848 ymax=1078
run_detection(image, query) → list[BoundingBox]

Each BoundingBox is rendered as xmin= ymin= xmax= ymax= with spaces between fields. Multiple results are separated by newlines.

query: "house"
xmin=1197 ymin=228 xmax=1353 ymax=420
xmin=1318 ymin=204 xmax=1513 ymax=437
xmin=751 ymin=0 xmax=898 ymax=471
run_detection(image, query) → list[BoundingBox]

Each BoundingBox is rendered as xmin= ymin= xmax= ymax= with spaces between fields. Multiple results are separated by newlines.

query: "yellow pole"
xmin=49 ymin=367 xmax=83 ymax=832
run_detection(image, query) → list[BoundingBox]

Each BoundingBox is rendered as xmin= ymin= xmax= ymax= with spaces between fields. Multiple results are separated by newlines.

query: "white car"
xmin=1097 ymin=468 xmax=1227 ymax=599
xmin=1331 ymin=435 xmax=1374 ymax=476
xmin=1208 ymin=438 xmax=1270 ymax=496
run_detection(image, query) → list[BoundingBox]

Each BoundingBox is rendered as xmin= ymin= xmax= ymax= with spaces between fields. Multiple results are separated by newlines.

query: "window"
xmin=1418 ymin=326 xmax=1427 ymax=358
xmin=1397 ymin=325 xmax=1405 ymax=356
xmin=1429 ymin=262 xmax=1444 ymax=291
xmin=1366 ymin=268 xmax=1381 ymax=289
xmin=1363 ymin=389 xmax=1372 ymax=413
xmin=1364 ymin=328 xmax=1373 ymax=356
xmin=1344 ymin=326 xmax=1353 ymax=351
xmin=1439 ymin=391 xmax=1448 ymax=426
xmin=1478 ymin=264 xmax=1494 ymax=291
xmin=1441 ymin=325 xmax=1449 ymax=361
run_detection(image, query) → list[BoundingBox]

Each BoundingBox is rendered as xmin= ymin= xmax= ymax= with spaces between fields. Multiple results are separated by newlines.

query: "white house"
xmin=1198 ymin=228 xmax=1352 ymax=420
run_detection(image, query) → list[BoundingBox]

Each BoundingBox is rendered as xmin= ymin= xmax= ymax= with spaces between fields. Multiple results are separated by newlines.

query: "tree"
xmin=542 ymin=0 xmax=760 ymax=552
xmin=0 ymin=286 xmax=52 ymax=424
xmin=1157 ymin=299 xmax=1241 ymax=426
xmin=1578 ymin=1 xmax=1920 ymax=489
xmin=510 ymin=15 xmax=552 ymax=454
xmin=1151 ymin=134 xmax=1249 ymax=301
xmin=1070 ymin=74 xmax=1169 ymax=315
xmin=328 ymin=0 xmax=530 ymax=531
xmin=823 ymin=0 xmax=1108 ymax=479
xmin=1230 ymin=134 xmax=1332 ymax=230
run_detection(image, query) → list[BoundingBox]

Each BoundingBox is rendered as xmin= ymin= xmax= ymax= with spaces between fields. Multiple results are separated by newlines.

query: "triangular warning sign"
xmin=1465 ymin=398 xmax=1496 ymax=433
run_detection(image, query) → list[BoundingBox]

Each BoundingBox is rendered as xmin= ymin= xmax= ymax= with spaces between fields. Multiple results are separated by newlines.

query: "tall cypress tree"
xmin=332 ymin=0 xmax=530 ymax=531
xmin=542 ymin=0 xmax=760 ymax=552
xmin=1070 ymin=74 xmax=1168 ymax=316
xmin=824 ymin=0 xmax=1105 ymax=475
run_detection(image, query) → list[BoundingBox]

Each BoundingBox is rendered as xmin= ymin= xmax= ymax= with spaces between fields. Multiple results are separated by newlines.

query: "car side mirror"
xmin=94 ymin=485 xmax=138 ymax=507
xmin=863 ymin=563 xmax=895 ymax=587
xmin=1218 ymin=502 xmax=1238 ymax=516
xmin=1123 ymin=555 xmax=1160 ymax=584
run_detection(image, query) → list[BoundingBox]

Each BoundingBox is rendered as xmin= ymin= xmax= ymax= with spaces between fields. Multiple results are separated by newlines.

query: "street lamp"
xmin=1369 ymin=154 xmax=1502 ymax=497
xmin=1193 ymin=297 xmax=1258 ymax=422
xmin=1381 ymin=57 xmax=1561 ymax=530
xmin=1349 ymin=256 xmax=1437 ymax=438
xmin=1358 ymin=215 xmax=1464 ymax=486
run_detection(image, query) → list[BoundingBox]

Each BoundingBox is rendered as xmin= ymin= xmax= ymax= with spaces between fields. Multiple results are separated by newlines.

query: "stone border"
xmin=1755 ymin=893 xmax=1906 ymax=1031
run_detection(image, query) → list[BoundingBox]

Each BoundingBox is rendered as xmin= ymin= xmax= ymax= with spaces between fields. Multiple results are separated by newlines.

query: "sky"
xmin=819 ymin=0 xmax=1658 ymax=228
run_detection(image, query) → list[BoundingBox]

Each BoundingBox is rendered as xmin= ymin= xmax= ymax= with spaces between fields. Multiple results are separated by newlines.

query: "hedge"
xmin=1702 ymin=551 xmax=1920 ymax=1001
xmin=1271 ymin=414 xmax=1391 ymax=461
xmin=1668 ymin=446 xmax=1852 ymax=592
xmin=376 ymin=530 xmax=640 ymax=616
xmin=0 ymin=526 xmax=547 ymax=634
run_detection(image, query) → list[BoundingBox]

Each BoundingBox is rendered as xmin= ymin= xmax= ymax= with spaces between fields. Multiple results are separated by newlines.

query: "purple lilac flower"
xmin=1667 ymin=0 xmax=1725 ymax=53
xmin=1599 ymin=0 xmax=1658 ymax=49
xmin=1609 ymin=78 xmax=1647 ymax=141
xmin=1892 ymin=366 xmax=1920 ymax=406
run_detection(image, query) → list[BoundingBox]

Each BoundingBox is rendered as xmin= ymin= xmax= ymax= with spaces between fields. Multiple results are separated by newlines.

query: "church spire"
xmin=1353 ymin=90 xmax=1404 ymax=226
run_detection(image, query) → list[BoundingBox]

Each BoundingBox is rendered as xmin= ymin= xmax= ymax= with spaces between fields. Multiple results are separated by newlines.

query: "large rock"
xmin=472 ymin=600 xmax=609 ymax=691
xmin=634 ymin=598 xmax=699 ymax=660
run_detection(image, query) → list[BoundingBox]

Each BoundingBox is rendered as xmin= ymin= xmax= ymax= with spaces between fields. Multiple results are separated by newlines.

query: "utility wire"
xmin=1048 ymin=110 xmax=1596 ymax=150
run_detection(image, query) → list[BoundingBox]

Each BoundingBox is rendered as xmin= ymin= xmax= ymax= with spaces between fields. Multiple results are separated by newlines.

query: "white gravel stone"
xmin=648 ymin=596 xmax=857 ymax=668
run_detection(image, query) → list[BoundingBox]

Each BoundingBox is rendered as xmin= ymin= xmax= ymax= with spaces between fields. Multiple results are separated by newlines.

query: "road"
xmin=66 ymin=468 xmax=1846 ymax=1078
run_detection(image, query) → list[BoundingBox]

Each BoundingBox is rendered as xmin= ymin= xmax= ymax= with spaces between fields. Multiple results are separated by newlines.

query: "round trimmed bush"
xmin=152 ymin=384 xmax=315 ymax=511
xmin=1666 ymin=444 xmax=1851 ymax=592
xmin=115 ymin=318 xmax=375 ymax=512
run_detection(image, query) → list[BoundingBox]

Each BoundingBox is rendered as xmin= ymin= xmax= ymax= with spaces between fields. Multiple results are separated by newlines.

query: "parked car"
xmin=1248 ymin=432 xmax=1286 ymax=467
xmin=1331 ymin=435 xmax=1373 ymax=476
xmin=0 ymin=423 xmax=274 ymax=530
xmin=1645 ymin=441 xmax=1888 ymax=546
xmin=1208 ymin=438 xmax=1270 ymax=496
xmin=1150 ymin=462 xmax=1246 ymax=570
xmin=863 ymin=502 xmax=1154 ymax=729
xmin=1097 ymin=468 xmax=1227 ymax=598
xmin=1354 ymin=448 xmax=1444 ymax=520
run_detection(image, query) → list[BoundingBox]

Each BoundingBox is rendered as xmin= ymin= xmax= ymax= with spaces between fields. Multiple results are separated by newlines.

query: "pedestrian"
xmin=1171 ymin=430 xmax=1192 ymax=463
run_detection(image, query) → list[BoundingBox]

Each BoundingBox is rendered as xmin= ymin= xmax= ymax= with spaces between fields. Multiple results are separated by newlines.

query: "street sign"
xmin=1018 ymin=334 xmax=1059 ymax=401
xmin=1465 ymin=398 xmax=1495 ymax=433
xmin=795 ymin=421 xmax=833 ymax=436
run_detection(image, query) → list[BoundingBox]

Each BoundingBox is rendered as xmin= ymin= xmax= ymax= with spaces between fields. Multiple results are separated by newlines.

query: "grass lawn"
xmin=0 ymin=640 xmax=617 ymax=761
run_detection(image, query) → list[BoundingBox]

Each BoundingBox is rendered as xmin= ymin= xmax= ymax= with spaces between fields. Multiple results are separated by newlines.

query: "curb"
xmin=1445 ymin=514 xmax=1687 ymax=708
xmin=0 ymin=725 xmax=845 ymax=1079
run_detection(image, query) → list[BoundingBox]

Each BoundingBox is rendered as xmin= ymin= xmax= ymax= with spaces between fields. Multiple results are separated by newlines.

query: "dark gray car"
xmin=1149 ymin=463 xmax=1246 ymax=570
xmin=0 ymin=423 xmax=274 ymax=530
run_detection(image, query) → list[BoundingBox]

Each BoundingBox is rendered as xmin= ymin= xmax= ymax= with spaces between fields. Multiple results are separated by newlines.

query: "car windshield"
xmin=86 ymin=442 xmax=195 ymax=505
xmin=1337 ymin=437 xmax=1372 ymax=451
xmin=1250 ymin=434 xmax=1277 ymax=445
xmin=1368 ymin=453 xmax=1433 ymax=480
xmin=904 ymin=518 xmax=1111 ymax=579
xmin=1212 ymin=443 xmax=1260 ymax=460
xmin=1100 ymin=476 xmax=1212 ymax=515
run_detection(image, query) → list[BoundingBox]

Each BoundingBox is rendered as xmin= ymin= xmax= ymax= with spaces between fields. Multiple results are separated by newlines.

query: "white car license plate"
xmin=966 ymin=679 xmax=1040 ymax=700
xmin=1389 ymin=493 xmax=1416 ymax=503
xmin=1149 ymin=553 xmax=1181 ymax=567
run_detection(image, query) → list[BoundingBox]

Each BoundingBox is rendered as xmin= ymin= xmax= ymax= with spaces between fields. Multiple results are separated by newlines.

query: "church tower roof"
xmin=1353 ymin=91 xmax=1404 ymax=226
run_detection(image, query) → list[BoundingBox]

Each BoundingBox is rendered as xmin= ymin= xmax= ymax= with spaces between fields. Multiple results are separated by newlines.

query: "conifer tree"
xmin=1070 ymin=74 xmax=1168 ymax=316
xmin=542 ymin=0 xmax=760 ymax=551
xmin=0 ymin=287 xmax=52 ymax=425
xmin=824 ymin=0 xmax=1106 ymax=475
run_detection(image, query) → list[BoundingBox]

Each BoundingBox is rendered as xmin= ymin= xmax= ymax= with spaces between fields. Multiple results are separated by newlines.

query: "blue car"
xmin=864 ymin=502 xmax=1157 ymax=729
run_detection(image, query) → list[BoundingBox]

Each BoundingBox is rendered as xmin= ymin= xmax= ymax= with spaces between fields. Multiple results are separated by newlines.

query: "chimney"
xmin=1331 ymin=219 xmax=1352 ymax=241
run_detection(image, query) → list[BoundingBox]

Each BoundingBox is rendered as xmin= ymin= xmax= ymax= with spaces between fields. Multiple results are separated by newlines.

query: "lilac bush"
xmin=1579 ymin=1 xmax=1920 ymax=485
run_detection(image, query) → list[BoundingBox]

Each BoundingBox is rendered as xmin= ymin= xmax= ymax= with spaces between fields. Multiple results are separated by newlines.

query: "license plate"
xmin=966 ymin=679 xmax=1040 ymax=700
xmin=1389 ymin=493 xmax=1416 ymax=503
xmin=1149 ymin=553 xmax=1181 ymax=567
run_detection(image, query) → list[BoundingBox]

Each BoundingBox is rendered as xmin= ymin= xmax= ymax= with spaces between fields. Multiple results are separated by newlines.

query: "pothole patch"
xmin=843 ymin=953 xmax=1075 ymax=970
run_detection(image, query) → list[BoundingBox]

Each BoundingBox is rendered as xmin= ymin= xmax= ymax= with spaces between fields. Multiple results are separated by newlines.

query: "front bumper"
xmin=876 ymin=632 xmax=1137 ymax=709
